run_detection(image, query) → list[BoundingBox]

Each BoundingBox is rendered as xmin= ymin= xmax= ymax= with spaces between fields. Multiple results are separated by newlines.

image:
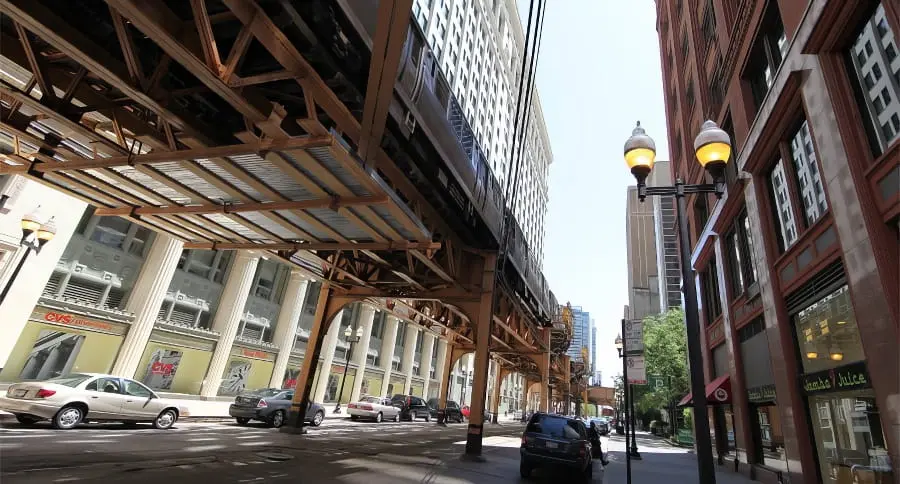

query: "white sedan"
xmin=0 ymin=373 xmax=189 ymax=430
xmin=347 ymin=396 xmax=401 ymax=423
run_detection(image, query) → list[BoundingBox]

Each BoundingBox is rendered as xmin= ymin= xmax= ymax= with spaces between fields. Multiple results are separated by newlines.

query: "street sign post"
xmin=626 ymin=355 xmax=647 ymax=385
xmin=624 ymin=320 xmax=644 ymax=354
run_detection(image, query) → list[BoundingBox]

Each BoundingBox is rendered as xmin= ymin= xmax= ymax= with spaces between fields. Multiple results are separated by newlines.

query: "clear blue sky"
xmin=519 ymin=0 xmax=670 ymax=386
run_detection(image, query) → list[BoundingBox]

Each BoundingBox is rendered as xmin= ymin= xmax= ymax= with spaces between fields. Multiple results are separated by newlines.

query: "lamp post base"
xmin=629 ymin=449 xmax=642 ymax=460
xmin=332 ymin=404 xmax=342 ymax=414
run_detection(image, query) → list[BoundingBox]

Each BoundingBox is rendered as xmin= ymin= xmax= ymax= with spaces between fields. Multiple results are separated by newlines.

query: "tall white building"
xmin=412 ymin=0 xmax=553 ymax=265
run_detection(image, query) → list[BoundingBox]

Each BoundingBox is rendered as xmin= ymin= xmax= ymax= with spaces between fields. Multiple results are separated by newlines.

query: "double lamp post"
xmin=333 ymin=325 xmax=364 ymax=414
xmin=0 ymin=210 xmax=57 ymax=304
xmin=621 ymin=119 xmax=733 ymax=484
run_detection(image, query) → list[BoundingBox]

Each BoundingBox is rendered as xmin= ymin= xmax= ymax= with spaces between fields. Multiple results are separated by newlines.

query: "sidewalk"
xmin=603 ymin=432 xmax=759 ymax=483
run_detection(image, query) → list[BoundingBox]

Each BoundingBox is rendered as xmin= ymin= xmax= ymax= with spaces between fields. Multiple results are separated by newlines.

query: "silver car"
xmin=347 ymin=395 xmax=401 ymax=422
xmin=0 ymin=373 xmax=188 ymax=430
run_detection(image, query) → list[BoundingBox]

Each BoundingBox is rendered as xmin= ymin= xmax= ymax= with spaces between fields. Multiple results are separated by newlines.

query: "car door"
xmin=380 ymin=398 xmax=398 ymax=418
xmin=120 ymin=379 xmax=162 ymax=419
xmin=272 ymin=391 xmax=292 ymax=415
xmin=83 ymin=377 xmax=129 ymax=419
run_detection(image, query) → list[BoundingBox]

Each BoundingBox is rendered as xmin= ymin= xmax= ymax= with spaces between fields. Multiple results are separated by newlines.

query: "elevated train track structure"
xmin=0 ymin=0 xmax=570 ymax=455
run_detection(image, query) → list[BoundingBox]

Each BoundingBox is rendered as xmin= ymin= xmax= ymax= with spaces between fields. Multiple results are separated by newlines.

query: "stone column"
xmin=378 ymin=315 xmax=399 ymax=397
xmin=401 ymin=323 xmax=419 ymax=394
xmin=200 ymin=251 xmax=260 ymax=397
xmin=420 ymin=332 xmax=436 ymax=398
xmin=268 ymin=270 xmax=309 ymax=388
xmin=312 ymin=310 xmax=343 ymax=403
xmin=434 ymin=338 xmax=449 ymax=399
xmin=111 ymin=234 xmax=183 ymax=378
xmin=349 ymin=305 xmax=376 ymax=402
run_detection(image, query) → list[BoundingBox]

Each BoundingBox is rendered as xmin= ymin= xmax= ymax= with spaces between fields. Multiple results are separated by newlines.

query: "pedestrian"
xmin=589 ymin=421 xmax=610 ymax=466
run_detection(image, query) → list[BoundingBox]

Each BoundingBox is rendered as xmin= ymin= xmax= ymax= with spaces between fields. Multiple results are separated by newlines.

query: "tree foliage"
xmin=634 ymin=308 xmax=690 ymax=413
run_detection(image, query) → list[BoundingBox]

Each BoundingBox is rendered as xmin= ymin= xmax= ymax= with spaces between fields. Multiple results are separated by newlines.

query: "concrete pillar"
xmin=434 ymin=338 xmax=449 ymax=404
xmin=420 ymin=332 xmax=436 ymax=398
xmin=463 ymin=253 xmax=496 ymax=457
xmin=111 ymin=234 xmax=183 ymax=378
xmin=401 ymin=323 xmax=418 ymax=394
xmin=200 ymin=251 xmax=260 ymax=397
xmin=312 ymin=309 xmax=344 ymax=403
xmin=349 ymin=305 xmax=376 ymax=403
xmin=490 ymin=364 xmax=502 ymax=423
xmin=268 ymin=270 xmax=309 ymax=389
xmin=378 ymin=315 xmax=399 ymax=397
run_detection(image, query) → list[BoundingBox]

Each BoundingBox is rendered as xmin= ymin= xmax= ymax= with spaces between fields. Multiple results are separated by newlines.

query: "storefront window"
xmin=794 ymin=286 xmax=865 ymax=373
xmin=137 ymin=342 xmax=213 ymax=395
xmin=810 ymin=391 xmax=893 ymax=483
xmin=218 ymin=352 xmax=275 ymax=396
xmin=755 ymin=404 xmax=789 ymax=472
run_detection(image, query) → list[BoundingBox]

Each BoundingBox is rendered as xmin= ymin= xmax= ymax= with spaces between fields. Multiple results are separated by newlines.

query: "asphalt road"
xmin=0 ymin=418 xmax=611 ymax=483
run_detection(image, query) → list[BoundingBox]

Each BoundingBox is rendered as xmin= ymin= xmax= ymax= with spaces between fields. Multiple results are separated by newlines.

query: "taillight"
xmin=520 ymin=435 xmax=528 ymax=447
xmin=257 ymin=400 xmax=268 ymax=408
xmin=36 ymin=389 xmax=56 ymax=398
xmin=406 ymin=397 xmax=411 ymax=406
xmin=578 ymin=442 xmax=587 ymax=457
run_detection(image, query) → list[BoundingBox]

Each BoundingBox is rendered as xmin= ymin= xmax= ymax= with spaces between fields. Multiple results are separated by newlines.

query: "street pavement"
xmin=1 ymin=418 xmax=758 ymax=483
xmin=603 ymin=432 xmax=760 ymax=484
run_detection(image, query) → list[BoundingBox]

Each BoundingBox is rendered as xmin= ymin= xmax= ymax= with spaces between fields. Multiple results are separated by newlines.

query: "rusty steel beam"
xmin=185 ymin=241 xmax=442 ymax=252
xmin=94 ymin=195 xmax=389 ymax=216
xmin=189 ymin=0 xmax=222 ymax=73
xmin=0 ymin=0 xmax=206 ymax=139
xmin=105 ymin=0 xmax=279 ymax=132
xmin=357 ymin=0 xmax=412 ymax=165
xmin=28 ymin=135 xmax=333 ymax=172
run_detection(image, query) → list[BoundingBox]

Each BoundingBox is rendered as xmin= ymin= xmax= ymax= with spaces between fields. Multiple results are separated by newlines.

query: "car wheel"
xmin=270 ymin=410 xmax=285 ymax=428
xmin=375 ymin=412 xmax=383 ymax=423
xmin=15 ymin=414 xmax=40 ymax=425
xmin=350 ymin=414 xmax=359 ymax=421
xmin=235 ymin=417 xmax=250 ymax=425
xmin=519 ymin=461 xmax=532 ymax=478
xmin=311 ymin=410 xmax=324 ymax=427
xmin=51 ymin=405 xmax=83 ymax=430
xmin=424 ymin=412 xmax=430 ymax=423
xmin=153 ymin=409 xmax=178 ymax=430
xmin=393 ymin=413 xmax=400 ymax=422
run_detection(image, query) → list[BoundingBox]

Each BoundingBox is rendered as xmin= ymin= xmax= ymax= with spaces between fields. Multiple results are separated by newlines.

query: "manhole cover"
xmin=256 ymin=451 xmax=294 ymax=462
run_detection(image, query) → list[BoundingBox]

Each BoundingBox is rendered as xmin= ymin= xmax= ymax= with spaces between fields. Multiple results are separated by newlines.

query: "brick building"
xmin=654 ymin=0 xmax=898 ymax=482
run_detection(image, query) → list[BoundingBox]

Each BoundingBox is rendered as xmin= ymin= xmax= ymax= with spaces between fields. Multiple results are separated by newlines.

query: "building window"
xmin=745 ymin=2 xmax=788 ymax=109
xmin=794 ymin=285 xmax=865 ymax=373
xmin=700 ymin=257 xmax=722 ymax=325
xmin=847 ymin=2 xmax=900 ymax=157
xmin=725 ymin=211 xmax=758 ymax=298
xmin=766 ymin=117 xmax=828 ymax=251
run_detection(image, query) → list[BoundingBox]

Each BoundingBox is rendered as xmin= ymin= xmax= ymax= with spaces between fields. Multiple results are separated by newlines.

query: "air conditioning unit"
xmin=404 ymin=111 xmax=417 ymax=133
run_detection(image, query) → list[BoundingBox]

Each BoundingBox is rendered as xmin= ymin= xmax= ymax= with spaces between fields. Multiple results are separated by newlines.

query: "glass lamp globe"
xmin=694 ymin=120 xmax=732 ymax=181
xmin=623 ymin=121 xmax=656 ymax=184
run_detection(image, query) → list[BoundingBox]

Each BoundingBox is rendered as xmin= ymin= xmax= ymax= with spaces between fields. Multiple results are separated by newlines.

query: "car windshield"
xmin=527 ymin=415 xmax=583 ymax=440
xmin=361 ymin=396 xmax=381 ymax=403
xmin=245 ymin=388 xmax=282 ymax=397
xmin=46 ymin=374 xmax=93 ymax=387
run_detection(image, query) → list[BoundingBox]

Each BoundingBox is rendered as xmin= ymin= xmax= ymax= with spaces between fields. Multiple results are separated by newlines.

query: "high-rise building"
xmin=648 ymin=161 xmax=682 ymax=312
xmin=412 ymin=0 xmax=553 ymax=265
xmin=590 ymin=322 xmax=597 ymax=373
xmin=654 ymin=1 xmax=898 ymax=482
xmin=567 ymin=306 xmax=590 ymax=363
xmin=625 ymin=186 xmax=661 ymax=321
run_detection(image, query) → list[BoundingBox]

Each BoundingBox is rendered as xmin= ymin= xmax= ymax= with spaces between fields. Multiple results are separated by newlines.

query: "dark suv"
xmin=390 ymin=394 xmax=430 ymax=422
xmin=520 ymin=412 xmax=594 ymax=481
xmin=426 ymin=398 xmax=464 ymax=422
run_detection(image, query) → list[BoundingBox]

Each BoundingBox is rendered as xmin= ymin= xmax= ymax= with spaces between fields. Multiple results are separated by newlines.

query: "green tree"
xmin=634 ymin=308 xmax=690 ymax=413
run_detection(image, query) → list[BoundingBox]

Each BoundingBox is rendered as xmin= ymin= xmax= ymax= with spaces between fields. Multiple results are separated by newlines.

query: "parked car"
xmin=520 ymin=412 xmax=594 ymax=482
xmin=426 ymin=398 xmax=464 ymax=423
xmin=229 ymin=388 xmax=325 ymax=428
xmin=0 ymin=373 xmax=187 ymax=430
xmin=390 ymin=394 xmax=430 ymax=422
xmin=590 ymin=417 xmax=610 ymax=436
xmin=347 ymin=396 xmax=401 ymax=422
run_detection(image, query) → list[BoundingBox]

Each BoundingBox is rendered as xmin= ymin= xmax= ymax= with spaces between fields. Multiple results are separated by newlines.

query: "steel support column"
xmin=490 ymin=365 xmax=503 ymax=424
xmin=461 ymin=253 xmax=496 ymax=459
xmin=436 ymin=337 xmax=455 ymax=425
xmin=283 ymin=285 xmax=352 ymax=433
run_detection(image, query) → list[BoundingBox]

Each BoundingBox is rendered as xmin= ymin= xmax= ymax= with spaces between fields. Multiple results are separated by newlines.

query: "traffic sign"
xmin=649 ymin=375 xmax=668 ymax=391
xmin=624 ymin=320 xmax=644 ymax=354
xmin=626 ymin=355 xmax=647 ymax=385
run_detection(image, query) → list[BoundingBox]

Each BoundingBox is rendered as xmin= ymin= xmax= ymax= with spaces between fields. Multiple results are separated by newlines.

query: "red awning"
xmin=676 ymin=375 xmax=732 ymax=407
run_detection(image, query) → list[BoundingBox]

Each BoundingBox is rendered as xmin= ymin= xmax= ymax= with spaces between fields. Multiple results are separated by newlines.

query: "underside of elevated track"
xmin=0 ymin=0 xmax=572 ymax=454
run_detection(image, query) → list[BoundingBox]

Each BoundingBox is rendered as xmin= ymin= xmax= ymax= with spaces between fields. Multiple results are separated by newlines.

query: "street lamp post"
xmin=333 ymin=325 xmax=364 ymax=414
xmin=616 ymin=331 xmax=641 ymax=460
xmin=0 ymin=211 xmax=57 ymax=304
xmin=623 ymin=119 xmax=732 ymax=484
xmin=615 ymin=334 xmax=633 ymax=484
